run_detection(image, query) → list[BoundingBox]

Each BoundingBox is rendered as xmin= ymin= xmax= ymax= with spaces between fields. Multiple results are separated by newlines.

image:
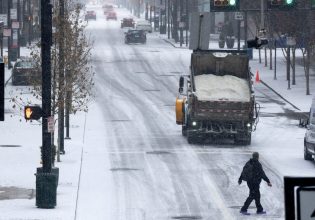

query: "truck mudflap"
xmin=175 ymin=97 xmax=186 ymax=125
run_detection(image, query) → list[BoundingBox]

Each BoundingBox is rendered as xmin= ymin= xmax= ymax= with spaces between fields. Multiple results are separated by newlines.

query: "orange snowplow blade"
xmin=175 ymin=97 xmax=185 ymax=125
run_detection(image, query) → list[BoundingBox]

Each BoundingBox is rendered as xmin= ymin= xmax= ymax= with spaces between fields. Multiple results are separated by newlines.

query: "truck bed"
xmin=194 ymin=74 xmax=251 ymax=102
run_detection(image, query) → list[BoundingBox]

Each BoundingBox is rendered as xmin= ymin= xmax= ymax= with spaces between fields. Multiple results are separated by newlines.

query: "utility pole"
xmin=179 ymin=0 xmax=183 ymax=46
xmin=36 ymin=1 xmax=58 ymax=209
xmin=58 ymin=0 xmax=65 ymax=155
xmin=185 ymin=0 xmax=188 ymax=46
xmin=167 ymin=0 xmax=170 ymax=39
xmin=173 ymin=0 xmax=178 ymax=42
xmin=7 ymin=0 xmax=11 ymax=67
xmin=287 ymin=45 xmax=290 ymax=90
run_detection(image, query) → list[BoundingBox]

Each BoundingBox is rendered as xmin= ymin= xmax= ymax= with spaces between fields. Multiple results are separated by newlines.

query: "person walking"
xmin=238 ymin=152 xmax=272 ymax=215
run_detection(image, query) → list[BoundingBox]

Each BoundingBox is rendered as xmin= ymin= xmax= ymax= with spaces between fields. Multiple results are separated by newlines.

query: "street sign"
xmin=0 ymin=14 xmax=7 ymax=26
xmin=11 ymin=21 xmax=19 ymax=29
xmin=235 ymin=12 xmax=244 ymax=20
xmin=284 ymin=177 xmax=315 ymax=220
xmin=297 ymin=187 xmax=315 ymax=220
xmin=47 ymin=116 xmax=54 ymax=133
xmin=179 ymin=22 xmax=185 ymax=28
xmin=10 ymin=9 xmax=17 ymax=20
xmin=3 ymin=29 xmax=11 ymax=37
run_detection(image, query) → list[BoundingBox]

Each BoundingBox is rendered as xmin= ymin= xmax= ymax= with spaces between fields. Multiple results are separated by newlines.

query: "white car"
xmin=136 ymin=21 xmax=152 ymax=33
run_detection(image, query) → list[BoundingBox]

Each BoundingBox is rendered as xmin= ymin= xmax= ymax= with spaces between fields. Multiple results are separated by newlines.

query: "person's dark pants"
xmin=241 ymin=182 xmax=263 ymax=212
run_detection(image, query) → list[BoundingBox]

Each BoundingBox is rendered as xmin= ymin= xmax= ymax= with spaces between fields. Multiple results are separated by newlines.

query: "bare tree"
xmin=10 ymin=3 xmax=94 ymax=133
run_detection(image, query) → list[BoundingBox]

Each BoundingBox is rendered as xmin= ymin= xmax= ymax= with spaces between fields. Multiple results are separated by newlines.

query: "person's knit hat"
xmin=252 ymin=152 xmax=259 ymax=159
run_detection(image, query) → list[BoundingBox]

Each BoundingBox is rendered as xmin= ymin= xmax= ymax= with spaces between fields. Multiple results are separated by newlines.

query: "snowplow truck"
xmin=176 ymin=50 xmax=258 ymax=145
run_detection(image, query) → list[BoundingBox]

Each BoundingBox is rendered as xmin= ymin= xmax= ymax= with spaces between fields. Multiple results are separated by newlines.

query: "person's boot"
xmin=240 ymin=210 xmax=250 ymax=215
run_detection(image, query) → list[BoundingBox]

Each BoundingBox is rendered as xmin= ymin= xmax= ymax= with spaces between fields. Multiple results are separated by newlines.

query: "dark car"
xmin=103 ymin=4 xmax=114 ymax=15
xmin=121 ymin=18 xmax=135 ymax=28
xmin=106 ymin=11 xmax=117 ymax=20
xmin=304 ymin=102 xmax=315 ymax=161
xmin=12 ymin=58 xmax=37 ymax=86
xmin=85 ymin=10 xmax=96 ymax=20
xmin=125 ymin=29 xmax=146 ymax=44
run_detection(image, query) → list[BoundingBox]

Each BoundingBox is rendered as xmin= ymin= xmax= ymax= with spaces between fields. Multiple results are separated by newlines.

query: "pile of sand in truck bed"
xmin=194 ymin=74 xmax=251 ymax=102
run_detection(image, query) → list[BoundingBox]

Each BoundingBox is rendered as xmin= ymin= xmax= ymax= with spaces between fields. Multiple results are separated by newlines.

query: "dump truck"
xmin=176 ymin=50 xmax=259 ymax=145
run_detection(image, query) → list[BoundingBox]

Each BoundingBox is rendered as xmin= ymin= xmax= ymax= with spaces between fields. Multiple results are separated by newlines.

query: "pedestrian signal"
xmin=24 ymin=106 xmax=42 ymax=120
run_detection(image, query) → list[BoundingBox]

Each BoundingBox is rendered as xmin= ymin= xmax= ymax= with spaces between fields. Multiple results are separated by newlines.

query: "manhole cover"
xmin=146 ymin=151 xmax=171 ymax=155
xmin=172 ymin=215 xmax=202 ymax=219
xmin=110 ymin=168 xmax=140 ymax=172
xmin=0 ymin=145 xmax=21 ymax=148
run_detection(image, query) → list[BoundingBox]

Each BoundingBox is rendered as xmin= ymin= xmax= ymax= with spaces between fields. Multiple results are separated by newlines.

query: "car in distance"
xmin=85 ymin=10 xmax=96 ymax=20
xmin=12 ymin=58 xmax=37 ymax=86
xmin=125 ymin=29 xmax=146 ymax=44
xmin=103 ymin=4 xmax=114 ymax=15
xmin=135 ymin=21 xmax=152 ymax=33
xmin=304 ymin=100 xmax=315 ymax=161
xmin=121 ymin=18 xmax=135 ymax=28
xmin=106 ymin=11 xmax=117 ymax=20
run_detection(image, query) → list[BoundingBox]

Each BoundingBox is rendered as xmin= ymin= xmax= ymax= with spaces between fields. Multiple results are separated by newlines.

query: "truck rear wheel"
xmin=187 ymin=131 xmax=203 ymax=144
xmin=182 ymin=125 xmax=187 ymax=136
xmin=235 ymin=133 xmax=251 ymax=145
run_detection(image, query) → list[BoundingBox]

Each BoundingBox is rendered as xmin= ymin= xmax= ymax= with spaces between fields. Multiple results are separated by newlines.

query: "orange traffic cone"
xmin=255 ymin=71 xmax=260 ymax=83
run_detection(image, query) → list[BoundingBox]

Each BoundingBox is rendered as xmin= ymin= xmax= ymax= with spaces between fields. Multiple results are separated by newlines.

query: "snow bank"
xmin=194 ymin=74 xmax=251 ymax=102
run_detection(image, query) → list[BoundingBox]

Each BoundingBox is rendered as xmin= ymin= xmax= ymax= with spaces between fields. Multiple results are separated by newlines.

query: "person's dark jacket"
xmin=239 ymin=158 xmax=270 ymax=185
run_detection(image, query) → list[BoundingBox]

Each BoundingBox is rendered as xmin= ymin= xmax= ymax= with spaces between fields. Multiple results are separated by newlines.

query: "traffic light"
xmin=0 ymin=63 xmax=4 ymax=121
xmin=24 ymin=106 xmax=42 ymax=120
xmin=267 ymin=0 xmax=296 ymax=10
xmin=211 ymin=0 xmax=240 ymax=12
xmin=312 ymin=0 xmax=315 ymax=9
xmin=247 ymin=37 xmax=269 ymax=49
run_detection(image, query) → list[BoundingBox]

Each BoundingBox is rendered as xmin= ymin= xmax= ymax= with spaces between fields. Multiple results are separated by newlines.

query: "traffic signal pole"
xmin=35 ymin=1 xmax=58 ymax=209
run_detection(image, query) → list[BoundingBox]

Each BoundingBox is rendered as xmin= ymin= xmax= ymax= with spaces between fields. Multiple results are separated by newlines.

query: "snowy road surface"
xmin=75 ymin=7 xmax=315 ymax=220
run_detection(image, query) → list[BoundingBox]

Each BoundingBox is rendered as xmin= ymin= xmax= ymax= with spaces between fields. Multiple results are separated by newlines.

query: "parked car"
xmin=304 ymin=99 xmax=315 ymax=161
xmin=121 ymin=18 xmax=135 ymax=28
xmin=125 ymin=29 xmax=146 ymax=44
xmin=85 ymin=10 xmax=96 ymax=20
xmin=136 ymin=21 xmax=152 ymax=33
xmin=12 ymin=58 xmax=37 ymax=86
xmin=106 ymin=11 xmax=117 ymax=20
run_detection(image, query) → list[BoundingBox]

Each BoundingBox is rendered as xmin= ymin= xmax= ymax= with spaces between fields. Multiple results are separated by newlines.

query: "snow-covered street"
xmin=0 ymin=5 xmax=314 ymax=220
